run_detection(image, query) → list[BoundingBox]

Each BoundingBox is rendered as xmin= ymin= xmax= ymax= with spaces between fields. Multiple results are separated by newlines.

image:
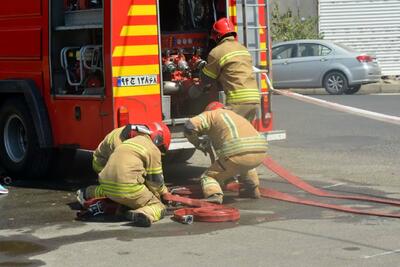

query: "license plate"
xmin=117 ymin=75 xmax=158 ymax=87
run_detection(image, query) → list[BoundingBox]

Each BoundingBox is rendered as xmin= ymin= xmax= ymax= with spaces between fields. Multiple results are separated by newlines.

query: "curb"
xmin=282 ymin=83 xmax=400 ymax=95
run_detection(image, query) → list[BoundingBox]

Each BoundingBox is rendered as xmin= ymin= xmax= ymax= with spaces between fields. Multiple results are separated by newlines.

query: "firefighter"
xmin=77 ymin=122 xmax=171 ymax=227
xmin=200 ymin=17 xmax=260 ymax=122
xmin=184 ymin=101 xmax=268 ymax=204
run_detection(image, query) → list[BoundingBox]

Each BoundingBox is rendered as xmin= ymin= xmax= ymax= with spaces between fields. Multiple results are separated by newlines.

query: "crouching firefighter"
xmin=76 ymin=122 xmax=171 ymax=227
xmin=184 ymin=101 xmax=268 ymax=204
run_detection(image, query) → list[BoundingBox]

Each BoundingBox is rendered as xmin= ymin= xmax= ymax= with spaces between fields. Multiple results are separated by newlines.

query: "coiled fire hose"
xmin=163 ymin=186 xmax=240 ymax=224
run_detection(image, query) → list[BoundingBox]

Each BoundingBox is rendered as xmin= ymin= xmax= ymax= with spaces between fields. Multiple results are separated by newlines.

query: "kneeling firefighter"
xmin=184 ymin=101 xmax=268 ymax=204
xmin=77 ymin=122 xmax=171 ymax=227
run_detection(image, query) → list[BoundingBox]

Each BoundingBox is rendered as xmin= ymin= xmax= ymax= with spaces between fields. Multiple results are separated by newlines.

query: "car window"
xmin=298 ymin=44 xmax=332 ymax=57
xmin=272 ymin=44 xmax=297 ymax=60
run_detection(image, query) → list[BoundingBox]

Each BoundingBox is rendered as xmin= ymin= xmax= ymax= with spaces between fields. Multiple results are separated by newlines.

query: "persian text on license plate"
xmin=117 ymin=75 xmax=158 ymax=87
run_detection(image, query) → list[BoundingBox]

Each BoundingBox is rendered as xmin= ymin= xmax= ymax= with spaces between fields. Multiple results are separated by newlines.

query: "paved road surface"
xmin=1 ymin=94 xmax=399 ymax=267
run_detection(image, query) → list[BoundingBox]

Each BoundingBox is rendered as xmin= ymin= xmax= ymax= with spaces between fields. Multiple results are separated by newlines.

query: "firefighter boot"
xmin=125 ymin=210 xmax=152 ymax=227
xmin=203 ymin=193 xmax=224 ymax=204
xmin=238 ymin=169 xmax=261 ymax=199
xmin=239 ymin=183 xmax=260 ymax=199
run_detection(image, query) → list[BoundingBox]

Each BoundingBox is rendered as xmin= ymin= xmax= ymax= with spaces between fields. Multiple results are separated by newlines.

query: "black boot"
xmin=125 ymin=210 xmax=152 ymax=227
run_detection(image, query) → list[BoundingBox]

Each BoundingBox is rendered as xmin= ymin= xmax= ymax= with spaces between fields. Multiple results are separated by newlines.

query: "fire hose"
xmin=163 ymin=192 xmax=240 ymax=224
xmin=166 ymin=157 xmax=400 ymax=223
xmin=77 ymin=156 xmax=400 ymax=223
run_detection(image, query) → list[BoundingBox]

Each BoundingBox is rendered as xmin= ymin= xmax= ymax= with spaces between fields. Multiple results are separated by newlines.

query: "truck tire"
xmin=0 ymin=98 xmax=51 ymax=179
xmin=164 ymin=148 xmax=196 ymax=163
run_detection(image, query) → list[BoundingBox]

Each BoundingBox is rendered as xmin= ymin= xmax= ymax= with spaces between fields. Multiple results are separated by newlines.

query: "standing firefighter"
xmin=77 ymin=122 xmax=171 ymax=227
xmin=201 ymin=17 xmax=260 ymax=122
xmin=184 ymin=102 xmax=268 ymax=204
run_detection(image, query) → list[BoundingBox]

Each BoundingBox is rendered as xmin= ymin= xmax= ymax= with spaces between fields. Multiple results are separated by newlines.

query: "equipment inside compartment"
xmin=52 ymin=0 xmax=228 ymax=118
xmin=159 ymin=0 xmax=226 ymax=119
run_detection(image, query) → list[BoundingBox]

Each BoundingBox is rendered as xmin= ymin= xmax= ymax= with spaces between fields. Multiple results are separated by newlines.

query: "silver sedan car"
xmin=271 ymin=40 xmax=382 ymax=94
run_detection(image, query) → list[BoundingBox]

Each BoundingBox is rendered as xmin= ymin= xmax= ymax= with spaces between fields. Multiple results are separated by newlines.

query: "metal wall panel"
xmin=319 ymin=0 xmax=400 ymax=75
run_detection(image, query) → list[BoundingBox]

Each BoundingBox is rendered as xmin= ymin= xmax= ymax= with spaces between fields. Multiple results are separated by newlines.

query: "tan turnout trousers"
xmin=184 ymin=109 xmax=268 ymax=200
xmin=85 ymin=135 xmax=167 ymax=222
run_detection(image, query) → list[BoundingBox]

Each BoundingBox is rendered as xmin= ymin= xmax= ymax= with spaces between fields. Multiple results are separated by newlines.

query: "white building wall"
xmin=319 ymin=0 xmax=400 ymax=76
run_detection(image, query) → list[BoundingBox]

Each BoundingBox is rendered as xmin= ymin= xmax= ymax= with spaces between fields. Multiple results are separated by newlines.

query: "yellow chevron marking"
xmin=112 ymin=45 xmax=158 ymax=57
xmin=229 ymin=6 xmax=236 ymax=16
xmin=128 ymin=5 xmax=156 ymax=16
xmin=113 ymin=84 xmax=160 ymax=97
xmin=261 ymin=79 xmax=268 ymax=89
xmin=120 ymin=25 xmax=158 ymax=36
xmin=260 ymin=42 xmax=266 ymax=49
xmin=112 ymin=65 xmax=160 ymax=77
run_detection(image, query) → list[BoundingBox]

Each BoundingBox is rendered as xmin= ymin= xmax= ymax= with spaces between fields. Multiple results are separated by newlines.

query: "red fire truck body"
xmin=0 ymin=0 xmax=276 ymax=178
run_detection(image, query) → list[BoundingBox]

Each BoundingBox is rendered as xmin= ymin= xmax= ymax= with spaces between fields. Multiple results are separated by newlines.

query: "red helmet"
xmin=146 ymin=122 xmax=171 ymax=153
xmin=211 ymin=18 xmax=237 ymax=42
xmin=205 ymin=101 xmax=224 ymax=111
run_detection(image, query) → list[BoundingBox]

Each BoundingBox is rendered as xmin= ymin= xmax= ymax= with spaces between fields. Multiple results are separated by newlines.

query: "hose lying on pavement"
xmin=163 ymin=191 xmax=240 ymax=224
xmin=77 ymin=157 xmax=400 ymax=222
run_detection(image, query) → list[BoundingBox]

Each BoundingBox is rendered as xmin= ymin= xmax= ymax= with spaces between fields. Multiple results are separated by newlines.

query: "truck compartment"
xmin=50 ymin=0 xmax=226 ymax=117
xmin=50 ymin=0 xmax=104 ymax=96
xmin=159 ymin=0 xmax=226 ymax=121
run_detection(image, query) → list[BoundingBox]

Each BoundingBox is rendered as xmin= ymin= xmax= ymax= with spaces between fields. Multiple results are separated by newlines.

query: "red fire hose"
xmin=163 ymin=188 xmax=240 ymax=224
xmin=258 ymin=157 xmax=400 ymax=218
xmin=166 ymin=157 xmax=400 ymax=223
xmin=78 ymin=157 xmax=400 ymax=223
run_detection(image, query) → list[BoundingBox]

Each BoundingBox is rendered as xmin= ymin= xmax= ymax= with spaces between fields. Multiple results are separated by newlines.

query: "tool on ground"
xmin=76 ymin=198 xmax=120 ymax=219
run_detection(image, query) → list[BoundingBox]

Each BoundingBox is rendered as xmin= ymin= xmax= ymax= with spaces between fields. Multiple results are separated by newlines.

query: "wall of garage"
xmin=319 ymin=0 xmax=400 ymax=76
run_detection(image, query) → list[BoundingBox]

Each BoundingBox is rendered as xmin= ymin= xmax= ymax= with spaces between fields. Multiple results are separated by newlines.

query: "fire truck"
xmin=0 ymin=0 xmax=284 ymax=178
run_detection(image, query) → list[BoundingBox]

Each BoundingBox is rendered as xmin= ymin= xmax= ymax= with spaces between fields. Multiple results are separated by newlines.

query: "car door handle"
xmin=283 ymin=61 xmax=289 ymax=65
xmin=320 ymin=58 xmax=327 ymax=62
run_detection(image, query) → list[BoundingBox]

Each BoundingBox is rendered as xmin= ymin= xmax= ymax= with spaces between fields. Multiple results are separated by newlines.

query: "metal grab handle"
xmin=60 ymin=46 xmax=84 ymax=86
xmin=80 ymin=45 xmax=103 ymax=71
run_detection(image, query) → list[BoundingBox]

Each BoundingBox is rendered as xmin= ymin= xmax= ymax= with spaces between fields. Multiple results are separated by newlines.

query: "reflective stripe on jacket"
xmin=202 ymin=36 xmax=260 ymax=104
xmin=98 ymin=135 xmax=168 ymax=198
xmin=185 ymin=109 xmax=267 ymax=158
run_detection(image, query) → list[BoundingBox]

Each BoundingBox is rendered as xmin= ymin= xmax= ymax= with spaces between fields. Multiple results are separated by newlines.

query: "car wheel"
xmin=344 ymin=84 xmax=362 ymax=95
xmin=0 ymin=98 xmax=51 ymax=179
xmin=323 ymin=71 xmax=348 ymax=95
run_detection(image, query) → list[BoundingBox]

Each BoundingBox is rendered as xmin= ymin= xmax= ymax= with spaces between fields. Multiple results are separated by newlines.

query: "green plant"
xmin=271 ymin=3 xmax=322 ymax=42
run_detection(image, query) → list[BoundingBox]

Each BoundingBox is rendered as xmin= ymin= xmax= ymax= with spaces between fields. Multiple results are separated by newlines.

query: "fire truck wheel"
xmin=163 ymin=148 xmax=196 ymax=163
xmin=0 ymin=98 xmax=51 ymax=179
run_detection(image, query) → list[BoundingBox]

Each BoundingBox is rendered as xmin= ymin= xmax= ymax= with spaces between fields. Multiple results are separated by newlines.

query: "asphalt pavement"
xmin=0 ymin=94 xmax=399 ymax=267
